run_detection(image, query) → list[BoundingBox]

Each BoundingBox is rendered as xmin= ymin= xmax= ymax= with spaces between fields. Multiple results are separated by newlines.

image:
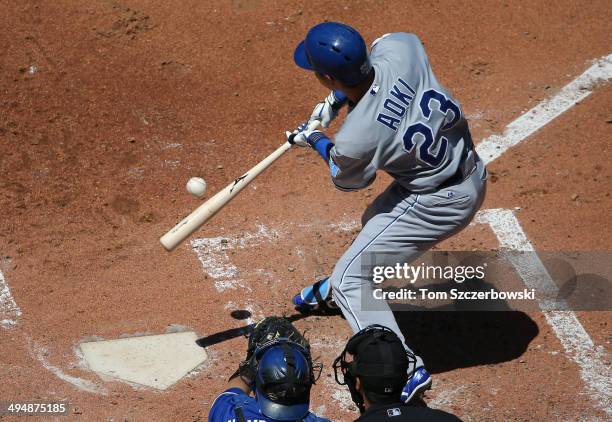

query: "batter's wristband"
xmin=306 ymin=131 xmax=328 ymax=147
xmin=308 ymin=135 xmax=334 ymax=161
xmin=330 ymin=90 xmax=348 ymax=110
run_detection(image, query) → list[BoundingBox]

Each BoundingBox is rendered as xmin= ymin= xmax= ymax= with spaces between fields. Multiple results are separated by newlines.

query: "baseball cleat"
xmin=400 ymin=367 xmax=432 ymax=404
xmin=292 ymin=277 xmax=339 ymax=312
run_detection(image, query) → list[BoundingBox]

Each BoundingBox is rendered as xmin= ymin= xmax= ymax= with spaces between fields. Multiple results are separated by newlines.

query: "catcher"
xmin=208 ymin=317 xmax=330 ymax=422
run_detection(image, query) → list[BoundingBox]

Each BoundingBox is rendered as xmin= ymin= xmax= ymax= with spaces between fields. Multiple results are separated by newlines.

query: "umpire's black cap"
xmin=351 ymin=327 xmax=410 ymax=396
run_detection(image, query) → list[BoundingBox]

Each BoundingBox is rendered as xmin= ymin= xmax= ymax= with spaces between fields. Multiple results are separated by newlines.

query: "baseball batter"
xmin=288 ymin=22 xmax=487 ymax=403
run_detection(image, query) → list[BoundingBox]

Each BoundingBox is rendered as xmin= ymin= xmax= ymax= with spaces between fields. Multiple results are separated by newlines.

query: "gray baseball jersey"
xmin=329 ymin=32 xmax=474 ymax=193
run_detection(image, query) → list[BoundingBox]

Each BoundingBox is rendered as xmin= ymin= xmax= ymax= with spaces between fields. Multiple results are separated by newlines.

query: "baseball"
xmin=186 ymin=177 xmax=207 ymax=198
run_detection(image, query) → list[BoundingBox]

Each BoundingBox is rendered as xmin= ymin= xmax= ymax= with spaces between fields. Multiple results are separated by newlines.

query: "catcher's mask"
xmin=332 ymin=325 xmax=416 ymax=413
xmin=254 ymin=340 xmax=319 ymax=421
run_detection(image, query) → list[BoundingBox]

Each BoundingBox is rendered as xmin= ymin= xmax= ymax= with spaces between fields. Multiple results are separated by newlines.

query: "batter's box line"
xmin=476 ymin=53 xmax=611 ymax=165
xmin=476 ymin=209 xmax=611 ymax=416
xmin=190 ymin=224 xmax=280 ymax=292
xmin=191 ymin=219 xmax=358 ymax=292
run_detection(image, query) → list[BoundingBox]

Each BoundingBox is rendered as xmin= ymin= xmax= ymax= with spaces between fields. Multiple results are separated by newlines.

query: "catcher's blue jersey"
xmin=208 ymin=388 xmax=330 ymax=422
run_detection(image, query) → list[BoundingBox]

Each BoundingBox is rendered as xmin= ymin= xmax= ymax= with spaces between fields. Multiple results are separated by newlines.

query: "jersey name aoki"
xmin=376 ymin=77 xmax=416 ymax=131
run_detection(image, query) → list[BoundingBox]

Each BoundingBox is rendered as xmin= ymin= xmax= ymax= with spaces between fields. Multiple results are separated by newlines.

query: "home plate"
xmin=79 ymin=331 xmax=207 ymax=390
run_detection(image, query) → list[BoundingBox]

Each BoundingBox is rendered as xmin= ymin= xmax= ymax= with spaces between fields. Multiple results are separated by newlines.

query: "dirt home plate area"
xmin=0 ymin=1 xmax=610 ymax=421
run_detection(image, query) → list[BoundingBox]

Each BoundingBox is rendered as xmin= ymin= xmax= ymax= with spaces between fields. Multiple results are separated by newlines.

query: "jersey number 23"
xmin=402 ymin=89 xmax=461 ymax=167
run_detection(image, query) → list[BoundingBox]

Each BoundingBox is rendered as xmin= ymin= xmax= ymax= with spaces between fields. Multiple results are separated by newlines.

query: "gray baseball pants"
xmin=329 ymin=157 xmax=487 ymax=371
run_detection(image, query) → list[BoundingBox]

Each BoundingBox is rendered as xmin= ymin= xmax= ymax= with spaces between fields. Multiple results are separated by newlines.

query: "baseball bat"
xmin=160 ymin=120 xmax=320 ymax=251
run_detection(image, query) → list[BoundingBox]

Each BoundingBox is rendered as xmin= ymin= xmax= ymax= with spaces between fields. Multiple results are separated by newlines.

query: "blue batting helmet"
xmin=254 ymin=342 xmax=313 ymax=421
xmin=294 ymin=22 xmax=371 ymax=86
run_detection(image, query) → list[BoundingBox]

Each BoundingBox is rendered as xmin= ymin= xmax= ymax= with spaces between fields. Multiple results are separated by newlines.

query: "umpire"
xmin=333 ymin=324 xmax=462 ymax=421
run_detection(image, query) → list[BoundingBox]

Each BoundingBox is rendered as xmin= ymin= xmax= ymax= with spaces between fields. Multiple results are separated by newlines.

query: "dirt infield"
xmin=1 ymin=1 xmax=610 ymax=421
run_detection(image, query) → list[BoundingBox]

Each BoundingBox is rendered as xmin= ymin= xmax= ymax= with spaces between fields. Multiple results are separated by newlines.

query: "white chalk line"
xmin=476 ymin=209 xmax=611 ymax=416
xmin=477 ymin=53 xmax=612 ymax=165
xmin=26 ymin=336 xmax=106 ymax=395
xmin=191 ymin=220 xmax=358 ymax=292
xmin=429 ymin=384 xmax=468 ymax=408
xmin=473 ymin=56 xmax=612 ymax=415
xmin=191 ymin=224 xmax=279 ymax=291
xmin=2 ymin=269 xmax=105 ymax=394
xmin=327 ymin=218 xmax=360 ymax=233
xmin=0 ymin=268 xmax=21 ymax=329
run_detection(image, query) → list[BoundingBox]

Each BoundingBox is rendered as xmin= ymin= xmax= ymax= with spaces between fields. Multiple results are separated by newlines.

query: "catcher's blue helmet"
xmin=294 ymin=22 xmax=371 ymax=86
xmin=254 ymin=342 xmax=313 ymax=421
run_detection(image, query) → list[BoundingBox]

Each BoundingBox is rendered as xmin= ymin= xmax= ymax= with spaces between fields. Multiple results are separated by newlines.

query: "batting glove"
xmin=286 ymin=120 xmax=324 ymax=148
xmin=310 ymin=90 xmax=348 ymax=128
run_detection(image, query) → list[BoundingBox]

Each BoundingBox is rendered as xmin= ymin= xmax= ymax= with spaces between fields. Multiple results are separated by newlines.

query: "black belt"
xmin=438 ymin=139 xmax=475 ymax=189
xmin=438 ymin=164 xmax=466 ymax=189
